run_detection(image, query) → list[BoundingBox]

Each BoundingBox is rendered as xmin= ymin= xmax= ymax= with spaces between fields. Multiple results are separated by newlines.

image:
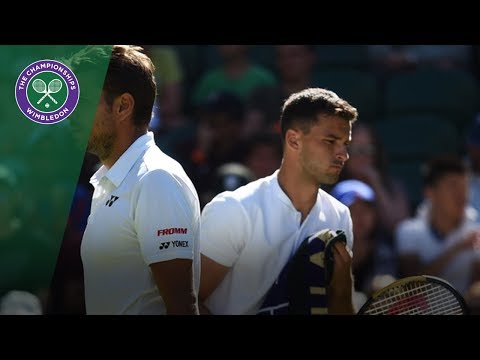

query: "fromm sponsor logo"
xmin=157 ymin=228 xmax=188 ymax=236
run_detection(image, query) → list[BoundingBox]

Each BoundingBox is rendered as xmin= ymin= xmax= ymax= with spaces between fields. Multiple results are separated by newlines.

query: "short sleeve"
xmin=134 ymin=170 xmax=200 ymax=265
xmin=200 ymin=194 xmax=251 ymax=267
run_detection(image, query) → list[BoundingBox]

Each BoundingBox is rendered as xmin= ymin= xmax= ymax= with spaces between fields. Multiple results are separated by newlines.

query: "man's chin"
xmin=321 ymin=174 xmax=340 ymax=185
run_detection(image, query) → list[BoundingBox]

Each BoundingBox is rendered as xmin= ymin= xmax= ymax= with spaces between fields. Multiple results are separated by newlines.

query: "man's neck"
xmin=277 ymin=164 xmax=319 ymax=224
xmin=102 ymin=128 xmax=147 ymax=169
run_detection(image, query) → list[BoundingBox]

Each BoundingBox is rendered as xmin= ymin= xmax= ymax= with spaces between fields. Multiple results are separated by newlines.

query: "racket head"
xmin=357 ymin=275 xmax=469 ymax=315
xmin=32 ymin=79 xmax=46 ymax=93
xmin=48 ymin=79 xmax=62 ymax=93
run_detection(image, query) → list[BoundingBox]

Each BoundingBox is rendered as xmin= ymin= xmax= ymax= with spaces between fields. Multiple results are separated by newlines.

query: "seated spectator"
xmin=369 ymin=45 xmax=473 ymax=72
xmin=241 ymin=132 xmax=283 ymax=179
xmin=187 ymin=92 xmax=247 ymax=207
xmin=201 ymin=162 xmax=256 ymax=206
xmin=338 ymin=123 xmax=410 ymax=235
xmin=465 ymin=114 xmax=480 ymax=217
xmin=395 ymin=155 xmax=480 ymax=296
xmin=331 ymin=179 xmax=397 ymax=296
xmin=192 ymin=45 xmax=277 ymax=106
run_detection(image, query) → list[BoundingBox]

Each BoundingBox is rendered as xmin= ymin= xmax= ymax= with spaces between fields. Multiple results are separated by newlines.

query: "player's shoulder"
xmin=204 ymin=175 xmax=273 ymax=214
xmin=141 ymin=146 xmax=187 ymax=177
xmin=216 ymin=177 xmax=270 ymax=203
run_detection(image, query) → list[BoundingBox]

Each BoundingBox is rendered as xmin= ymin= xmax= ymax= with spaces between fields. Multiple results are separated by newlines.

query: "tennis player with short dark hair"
xmin=199 ymin=88 xmax=358 ymax=315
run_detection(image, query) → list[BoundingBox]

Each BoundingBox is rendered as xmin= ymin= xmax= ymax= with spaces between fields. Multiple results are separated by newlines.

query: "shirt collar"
xmin=90 ymin=131 xmax=156 ymax=188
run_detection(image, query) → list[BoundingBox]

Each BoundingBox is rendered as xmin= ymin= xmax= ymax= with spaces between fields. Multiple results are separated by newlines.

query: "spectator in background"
xmin=144 ymin=46 xmax=197 ymax=161
xmin=143 ymin=45 xmax=184 ymax=130
xmin=338 ymin=123 xmax=410 ymax=235
xmin=465 ymin=114 xmax=480 ymax=216
xmin=331 ymin=179 xmax=397 ymax=296
xmin=395 ymin=155 xmax=480 ymax=296
xmin=201 ymin=162 xmax=256 ymax=206
xmin=369 ymin=45 xmax=473 ymax=73
xmin=192 ymin=45 xmax=277 ymax=106
xmin=241 ymin=132 xmax=283 ymax=180
xmin=188 ymin=91 xmax=246 ymax=207
xmin=275 ymin=45 xmax=317 ymax=99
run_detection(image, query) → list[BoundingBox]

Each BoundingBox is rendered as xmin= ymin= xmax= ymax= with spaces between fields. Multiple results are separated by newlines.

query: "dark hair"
xmin=65 ymin=45 xmax=156 ymax=128
xmin=423 ymin=155 xmax=467 ymax=187
xmin=280 ymin=87 xmax=358 ymax=144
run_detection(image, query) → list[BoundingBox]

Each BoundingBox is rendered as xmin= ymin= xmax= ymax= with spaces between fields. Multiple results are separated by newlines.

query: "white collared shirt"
xmin=81 ymin=132 xmax=200 ymax=314
xmin=200 ymin=170 xmax=353 ymax=315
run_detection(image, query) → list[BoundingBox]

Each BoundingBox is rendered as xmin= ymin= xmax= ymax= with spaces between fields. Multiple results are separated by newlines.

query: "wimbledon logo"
xmin=15 ymin=59 xmax=80 ymax=125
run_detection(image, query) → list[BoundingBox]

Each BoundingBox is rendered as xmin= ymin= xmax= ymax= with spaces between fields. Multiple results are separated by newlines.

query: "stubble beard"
xmin=321 ymin=172 xmax=340 ymax=185
xmin=300 ymin=153 xmax=340 ymax=186
xmin=86 ymin=132 xmax=116 ymax=163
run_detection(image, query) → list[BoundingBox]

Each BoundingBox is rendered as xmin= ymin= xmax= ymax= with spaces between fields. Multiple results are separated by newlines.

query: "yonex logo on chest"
xmin=105 ymin=195 xmax=119 ymax=207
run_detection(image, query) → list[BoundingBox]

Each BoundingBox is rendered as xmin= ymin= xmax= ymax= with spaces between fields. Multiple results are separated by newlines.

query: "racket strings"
xmin=32 ymin=79 xmax=46 ymax=93
xmin=48 ymin=79 xmax=62 ymax=93
xmin=365 ymin=282 xmax=464 ymax=315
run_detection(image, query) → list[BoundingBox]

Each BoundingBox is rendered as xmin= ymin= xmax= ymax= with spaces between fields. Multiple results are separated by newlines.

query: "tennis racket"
xmin=36 ymin=79 xmax=62 ymax=105
xmin=357 ymin=275 xmax=468 ymax=315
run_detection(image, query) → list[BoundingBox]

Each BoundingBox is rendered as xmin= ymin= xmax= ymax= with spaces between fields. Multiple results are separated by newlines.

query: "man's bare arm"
xmin=199 ymin=254 xmax=231 ymax=315
xmin=150 ymin=258 xmax=198 ymax=315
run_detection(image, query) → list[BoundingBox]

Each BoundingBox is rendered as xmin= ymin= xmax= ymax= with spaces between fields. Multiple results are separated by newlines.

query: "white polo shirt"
xmin=200 ymin=170 xmax=353 ymax=315
xmin=81 ymin=132 xmax=200 ymax=314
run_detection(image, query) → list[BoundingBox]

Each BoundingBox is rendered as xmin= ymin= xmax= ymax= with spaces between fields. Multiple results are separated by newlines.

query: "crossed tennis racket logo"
xmin=32 ymin=78 xmax=62 ymax=105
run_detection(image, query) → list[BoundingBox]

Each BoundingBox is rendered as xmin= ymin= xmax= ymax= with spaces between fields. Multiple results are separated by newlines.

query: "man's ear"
xmin=115 ymin=93 xmax=134 ymax=121
xmin=286 ymin=129 xmax=300 ymax=150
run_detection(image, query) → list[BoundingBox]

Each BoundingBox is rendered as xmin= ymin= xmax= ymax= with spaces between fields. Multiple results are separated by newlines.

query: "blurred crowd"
xmin=3 ymin=45 xmax=480 ymax=314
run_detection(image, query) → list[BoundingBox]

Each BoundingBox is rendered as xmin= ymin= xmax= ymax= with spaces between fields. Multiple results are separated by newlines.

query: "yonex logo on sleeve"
xmin=159 ymin=242 xmax=170 ymax=250
xmin=158 ymin=241 xmax=189 ymax=250
xmin=15 ymin=59 xmax=80 ymax=124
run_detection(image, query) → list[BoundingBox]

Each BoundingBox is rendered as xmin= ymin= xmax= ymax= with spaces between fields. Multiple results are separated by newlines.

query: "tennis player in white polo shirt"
xmin=69 ymin=46 xmax=200 ymax=315
xmin=199 ymin=88 xmax=358 ymax=315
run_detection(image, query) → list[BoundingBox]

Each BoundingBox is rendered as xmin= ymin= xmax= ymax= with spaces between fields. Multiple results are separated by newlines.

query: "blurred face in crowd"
xmin=245 ymin=143 xmax=282 ymax=179
xmin=468 ymin=144 xmax=480 ymax=174
xmin=344 ymin=125 xmax=376 ymax=176
xmin=350 ymin=199 xmax=376 ymax=241
xmin=426 ymin=172 xmax=468 ymax=223
xmin=277 ymin=45 xmax=315 ymax=83
xmin=349 ymin=199 xmax=377 ymax=269
xmin=217 ymin=45 xmax=249 ymax=61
